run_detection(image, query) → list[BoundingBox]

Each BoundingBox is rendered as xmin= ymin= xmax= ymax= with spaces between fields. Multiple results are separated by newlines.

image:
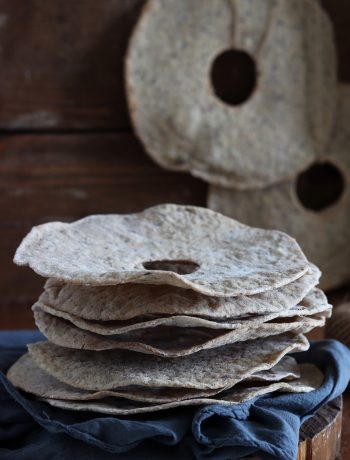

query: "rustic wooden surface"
xmin=0 ymin=0 xmax=348 ymax=133
xmin=298 ymin=397 xmax=342 ymax=460
xmin=341 ymin=393 xmax=350 ymax=459
xmin=0 ymin=0 xmax=145 ymax=130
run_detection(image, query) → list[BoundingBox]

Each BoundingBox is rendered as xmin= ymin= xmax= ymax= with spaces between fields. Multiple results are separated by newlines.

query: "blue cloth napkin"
xmin=0 ymin=331 xmax=349 ymax=460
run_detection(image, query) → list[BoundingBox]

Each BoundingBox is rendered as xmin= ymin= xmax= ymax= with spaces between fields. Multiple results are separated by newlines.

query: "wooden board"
xmin=298 ymin=396 xmax=342 ymax=460
xmin=0 ymin=0 xmax=145 ymax=130
xmin=340 ymin=393 xmax=350 ymax=459
xmin=0 ymin=0 xmax=347 ymax=131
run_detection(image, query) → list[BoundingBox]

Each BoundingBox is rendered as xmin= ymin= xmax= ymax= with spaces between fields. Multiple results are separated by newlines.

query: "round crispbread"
xmin=14 ymin=205 xmax=309 ymax=296
xmin=126 ymin=0 xmax=336 ymax=189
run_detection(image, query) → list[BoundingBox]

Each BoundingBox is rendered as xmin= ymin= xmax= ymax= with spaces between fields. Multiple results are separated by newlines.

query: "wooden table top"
xmin=341 ymin=393 xmax=350 ymax=458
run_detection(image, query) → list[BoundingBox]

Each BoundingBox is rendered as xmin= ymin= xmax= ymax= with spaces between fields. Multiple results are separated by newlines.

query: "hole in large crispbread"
xmin=296 ymin=162 xmax=345 ymax=212
xmin=210 ymin=49 xmax=257 ymax=106
xmin=142 ymin=260 xmax=199 ymax=275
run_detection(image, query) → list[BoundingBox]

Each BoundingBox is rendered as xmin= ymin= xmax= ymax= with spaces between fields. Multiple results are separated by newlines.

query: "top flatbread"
xmin=39 ymin=263 xmax=320 ymax=320
xmin=14 ymin=205 xmax=309 ymax=296
xmin=126 ymin=0 xmax=336 ymax=189
xmin=28 ymin=333 xmax=309 ymax=391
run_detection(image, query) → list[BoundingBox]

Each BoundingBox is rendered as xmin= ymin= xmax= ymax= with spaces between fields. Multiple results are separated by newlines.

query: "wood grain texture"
xmin=0 ymin=0 xmax=145 ymax=130
xmin=0 ymin=0 xmax=347 ymax=131
xmin=298 ymin=397 xmax=342 ymax=460
xmin=341 ymin=393 xmax=350 ymax=459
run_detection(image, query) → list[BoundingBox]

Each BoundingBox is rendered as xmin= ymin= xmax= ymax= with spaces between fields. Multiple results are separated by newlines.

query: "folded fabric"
xmin=0 ymin=331 xmax=349 ymax=460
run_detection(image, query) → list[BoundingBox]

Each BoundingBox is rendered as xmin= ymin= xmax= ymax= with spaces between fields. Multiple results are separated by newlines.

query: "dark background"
xmin=0 ymin=0 xmax=349 ymax=329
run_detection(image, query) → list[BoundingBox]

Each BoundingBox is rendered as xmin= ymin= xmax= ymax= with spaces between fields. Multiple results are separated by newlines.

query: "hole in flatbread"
xmin=210 ymin=49 xmax=257 ymax=106
xmin=142 ymin=260 xmax=199 ymax=275
xmin=296 ymin=162 xmax=345 ymax=212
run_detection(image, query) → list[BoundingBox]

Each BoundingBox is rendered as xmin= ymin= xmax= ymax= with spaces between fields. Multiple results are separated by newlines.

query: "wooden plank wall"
xmin=0 ymin=0 xmax=349 ymax=329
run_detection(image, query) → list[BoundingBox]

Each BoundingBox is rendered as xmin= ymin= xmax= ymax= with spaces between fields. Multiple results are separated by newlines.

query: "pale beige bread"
xmin=38 ymin=264 xmax=320 ymax=321
xmin=13 ymin=205 xmax=309 ymax=296
xmin=32 ymin=288 xmax=330 ymax=356
xmin=33 ymin=287 xmax=330 ymax=336
xmin=208 ymin=85 xmax=350 ymax=291
xmin=126 ymin=0 xmax=336 ymax=189
xmin=28 ymin=333 xmax=309 ymax=391
xmin=7 ymin=353 xmax=301 ymax=404
xmin=33 ymin=306 xmax=329 ymax=357
xmin=39 ymin=363 xmax=323 ymax=415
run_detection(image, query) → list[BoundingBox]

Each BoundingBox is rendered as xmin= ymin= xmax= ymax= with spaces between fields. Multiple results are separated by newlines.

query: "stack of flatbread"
xmin=7 ymin=205 xmax=331 ymax=415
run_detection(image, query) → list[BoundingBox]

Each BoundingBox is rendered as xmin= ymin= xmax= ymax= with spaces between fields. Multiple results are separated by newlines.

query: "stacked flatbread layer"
xmin=8 ymin=205 xmax=330 ymax=414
